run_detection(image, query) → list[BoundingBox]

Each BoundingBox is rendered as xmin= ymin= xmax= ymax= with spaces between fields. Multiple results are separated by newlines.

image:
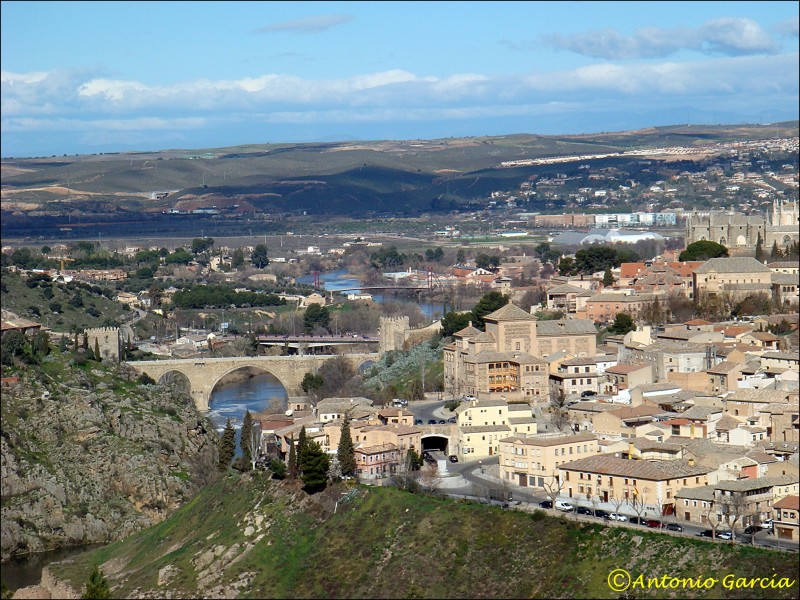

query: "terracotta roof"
xmin=707 ymin=360 xmax=743 ymax=375
xmin=608 ymin=404 xmax=664 ymax=420
xmin=774 ymin=495 xmax=800 ymax=511
xmin=714 ymin=415 xmax=744 ymax=431
xmin=502 ymin=432 xmax=597 ymax=447
xmin=453 ymin=323 xmax=482 ymax=338
xmin=695 ymin=257 xmax=771 ymax=274
xmin=536 ymin=319 xmax=597 ymax=336
xmin=715 ymin=475 xmax=797 ymax=492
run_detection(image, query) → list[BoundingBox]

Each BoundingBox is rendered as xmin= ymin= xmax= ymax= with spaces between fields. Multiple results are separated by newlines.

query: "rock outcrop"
xmin=1 ymin=359 xmax=217 ymax=560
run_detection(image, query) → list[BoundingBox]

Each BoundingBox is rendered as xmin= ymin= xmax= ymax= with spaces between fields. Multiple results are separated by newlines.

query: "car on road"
xmin=581 ymin=390 xmax=597 ymax=397
xmin=716 ymin=531 xmax=733 ymax=540
xmin=437 ymin=420 xmax=446 ymax=424
xmin=760 ymin=519 xmax=774 ymax=529
xmin=427 ymin=419 xmax=437 ymax=425
xmin=644 ymin=519 xmax=662 ymax=528
xmin=447 ymin=417 xmax=457 ymax=423
xmin=697 ymin=529 xmax=715 ymax=538
xmin=665 ymin=523 xmax=684 ymax=532
xmin=743 ymin=525 xmax=760 ymax=535
xmin=555 ymin=500 xmax=574 ymax=512
xmin=539 ymin=500 xmax=553 ymax=509
xmin=448 ymin=455 xmax=458 ymax=463
xmin=593 ymin=509 xmax=610 ymax=519
xmin=576 ymin=507 xmax=593 ymax=516
xmin=414 ymin=419 xmax=423 ymax=425
xmin=609 ymin=513 xmax=628 ymax=522
xmin=628 ymin=517 xmax=643 ymax=525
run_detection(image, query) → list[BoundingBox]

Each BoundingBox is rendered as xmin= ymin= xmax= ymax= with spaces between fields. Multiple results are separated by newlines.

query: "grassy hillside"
xmin=49 ymin=474 xmax=799 ymax=599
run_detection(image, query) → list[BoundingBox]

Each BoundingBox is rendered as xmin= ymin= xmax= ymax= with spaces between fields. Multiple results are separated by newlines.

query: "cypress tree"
xmin=755 ymin=232 xmax=765 ymax=262
xmin=770 ymin=240 xmax=781 ymax=260
xmin=337 ymin=414 xmax=356 ymax=478
xmin=94 ymin=338 xmax=101 ymax=362
xmin=218 ymin=418 xmax=236 ymax=471
xmin=81 ymin=564 xmax=110 ymax=599
xmin=602 ymin=266 xmax=615 ymax=287
xmin=74 ymin=331 xmax=79 ymax=351
xmin=297 ymin=426 xmax=309 ymax=475
xmin=301 ymin=439 xmax=330 ymax=493
xmin=82 ymin=332 xmax=89 ymax=351
xmin=240 ymin=410 xmax=254 ymax=470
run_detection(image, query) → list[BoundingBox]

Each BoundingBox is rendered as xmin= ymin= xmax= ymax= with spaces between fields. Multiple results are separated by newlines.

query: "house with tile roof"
xmin=773 ymin=495 xmax=800 ymax=542
xmin=692 ymin=257 xmax=773 ymax=302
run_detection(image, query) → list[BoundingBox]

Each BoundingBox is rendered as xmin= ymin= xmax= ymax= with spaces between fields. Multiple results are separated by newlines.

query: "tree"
xmin=269 ymin=458 xmax=287 ymax=479
xmin=475 ymin=253 xmax=501 ymax=271
xmin=550 ymin=389 xmax=570 ymax=431
xmin=471 ymin=291 xmax=509 ymax=330
xmin=770 ymin=240 xmax=782 ymax=260
xmin=629 ymin=486 xmax=650 ymax=524
xmin=94 ymin=337 xmax=101 ymax=362
xmin=231 ymin=248 xmax=245 ymax=269
xmin=641 ymin=296 xmax=667 ymax=327
xmin=81 ymin=564 xmax=110 ymax=599
xmin=602 ymin=266 xmax=615 ymax=287
xmin=718 ymin=489 xmax=748 ymax=543
xmin=456 ymin=249 xmax=466 ymax=264
xmin=218 ymin=418 xmax=236 ymax=471
xmin=240 ymin=410 xmax=260 ymax=471
xmin=1 ymin=330 xmax=26 ymax=366
xmin=542 ymin=471 xmax=564 ymax=512
xmin=558 ymin=256 xmax=578 ymax=276
xmin=251 ymin=244 xmax=270 ymax=268
xmin=300 ymin=439 xmax=330 ymax=493
xmin=678 ymin=241 xmax=728 ymax=261
xmin=301 ymin=372 xmax=324 ymax=401
xmin=440 ymin=311 xmax=472 ymax=337
xmin=608 ymin=313 xmax=635 ymax=335
xmin=303 ymin=304 xmax=330 ymax=333
xmin=337 ymin=414 xmax=356 ymax=478
xmin=32 ymin=331 xmax=50 ymax=358
xmin=755 ymin=232 xmax=765 ymax=263
xmin=191 ymin=237 xmax=214 ymax=255
xmin=297 ymin=426 xmax=309 ymax=475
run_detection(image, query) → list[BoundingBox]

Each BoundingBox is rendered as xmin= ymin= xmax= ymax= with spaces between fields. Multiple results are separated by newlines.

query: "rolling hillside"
xmin=46 ymin=474 xmax=800 ymax=599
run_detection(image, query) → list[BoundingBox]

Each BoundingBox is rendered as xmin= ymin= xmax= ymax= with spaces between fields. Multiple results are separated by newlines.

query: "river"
xmin=206 ymin=372 xmax=288 ymax=453
xmin=297 ymin=269 xmax=445 ymax=319
xmin=1 ymin=544 xmax=105 ymax=594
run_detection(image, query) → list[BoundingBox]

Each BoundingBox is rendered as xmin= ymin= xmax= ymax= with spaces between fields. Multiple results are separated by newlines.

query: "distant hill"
xmin=45 ymin=475 xmax=800 ymax=599
xmin=2 ymin=122 xmax=797 ymax=232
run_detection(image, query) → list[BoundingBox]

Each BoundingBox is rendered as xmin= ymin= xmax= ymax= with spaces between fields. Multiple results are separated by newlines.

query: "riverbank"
xmin=10 ymin=566 xmax=80 ymax=600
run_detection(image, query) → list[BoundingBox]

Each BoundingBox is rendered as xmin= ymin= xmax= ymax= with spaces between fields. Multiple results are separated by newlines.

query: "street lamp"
xmin=479 ymin=460 xmax=483 ymax=474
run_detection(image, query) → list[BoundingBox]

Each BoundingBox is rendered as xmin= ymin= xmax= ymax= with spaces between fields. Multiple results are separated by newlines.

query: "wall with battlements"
xmin=86 ymin=327 xmax=120 ymax=363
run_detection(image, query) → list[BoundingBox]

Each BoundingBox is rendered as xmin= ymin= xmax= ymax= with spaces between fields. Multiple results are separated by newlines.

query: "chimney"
xmin=690 ymin=423 xmax=695 ymax=439
xmin=628 ymin=441 xmax=634 ymax=460
xmin=688 ymin=457 xmax=695 ymax=467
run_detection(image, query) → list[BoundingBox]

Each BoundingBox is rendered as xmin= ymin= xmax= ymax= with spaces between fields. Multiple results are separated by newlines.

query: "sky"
xmin=1 ymin=1 xmax=798 ymax=157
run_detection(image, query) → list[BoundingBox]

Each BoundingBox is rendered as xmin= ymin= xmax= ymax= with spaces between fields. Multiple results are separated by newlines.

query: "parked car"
xmin=437 ymin=420 xmax=446 ymax=424
xmin=717 ymin=531 xmax=733 ymax=540
xmin=760 ymin=519 xmax=774 ymax=529
xmin=743 ymin=525 xmax=760 ymax=535
xmin=427 ymin=419 xmax=437 ymax=425
xmin=697 ymin=529 xmax=715 ymax=538
xmin=665 ymin=523 xmax=684 ymax=532
xmin=593 ymin=509 xmax=610 ymax=519
xmin=576 ymin=506 xmax=593 ymax=516
xmin=448 ymin=455 xmax=458 ymax=463
xmin=628 ymin=516 xmax=643 ymax=525
xmin=581 ymin=390 xmax=597 ymax=397
xmin=644 ymin=519 xmax=662 ymax=528
xmin=414 ymin=419 xmax=423 ymax=425
xmin=447 ymin=417 xmax=457 ymax=423
xmin=609 ymin=513 xmax=628 ymax=522
xmin=539 ymin=500 xmax=553 ymax=509
xmin=555 ymin=500 xmax=574 ymax=512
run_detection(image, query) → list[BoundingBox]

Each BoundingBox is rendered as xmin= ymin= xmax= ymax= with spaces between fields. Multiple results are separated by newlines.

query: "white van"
xmin=555 ymin=500 xmax=574 ymax=512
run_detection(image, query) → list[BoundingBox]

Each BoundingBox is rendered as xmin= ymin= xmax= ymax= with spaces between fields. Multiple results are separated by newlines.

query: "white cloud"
xmin=542 ymin=17 xmax=779 ymax=59
xmin=253 ymin=14 xmax=353 ymax=34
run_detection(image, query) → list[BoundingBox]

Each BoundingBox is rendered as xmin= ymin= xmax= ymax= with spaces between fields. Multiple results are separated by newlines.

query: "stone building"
xmin=443 ymin=303 xmax=597 ymax=401
xmin=86 ymin=327 xmax=121 ymax=362
xmin=685 ymin=199 xmax=799 ymax=252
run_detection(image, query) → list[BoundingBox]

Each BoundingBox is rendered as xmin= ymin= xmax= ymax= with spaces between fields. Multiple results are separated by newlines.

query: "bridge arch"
xmin=158 ymin=369 xmax=192 ymax=394
xmin=207 ymin=365 xmax=289 ymax=413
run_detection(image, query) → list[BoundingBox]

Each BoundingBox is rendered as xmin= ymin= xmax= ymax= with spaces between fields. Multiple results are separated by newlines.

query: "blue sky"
xmin=2 ymin=1 xmax=798 ymax=157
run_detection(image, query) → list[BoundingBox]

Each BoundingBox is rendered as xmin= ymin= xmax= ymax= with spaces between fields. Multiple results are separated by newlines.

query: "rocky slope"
xmin=0 ymin=352 xmax=217 ymax=560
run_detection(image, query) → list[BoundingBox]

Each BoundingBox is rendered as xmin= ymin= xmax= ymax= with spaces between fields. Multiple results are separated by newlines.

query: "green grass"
xmin=48 ymin=476 xmax=800 ymax=599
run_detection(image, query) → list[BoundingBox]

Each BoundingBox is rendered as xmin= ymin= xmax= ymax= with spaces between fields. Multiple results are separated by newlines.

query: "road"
xmin=121 ymin=307 xmax=146 ymax=342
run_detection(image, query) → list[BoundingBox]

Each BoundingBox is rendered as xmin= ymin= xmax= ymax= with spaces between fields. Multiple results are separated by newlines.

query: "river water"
xmin=297 ymin=269 xmax=445 ymax=320
xmin=1 ymin=544 xmax=105 ymax=594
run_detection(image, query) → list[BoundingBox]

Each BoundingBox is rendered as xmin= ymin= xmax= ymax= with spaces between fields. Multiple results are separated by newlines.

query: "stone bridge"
xmin=418 ymin=424 xmax=457 ymax=455
xmin=127 ymin=353 xmax=380 ymax=411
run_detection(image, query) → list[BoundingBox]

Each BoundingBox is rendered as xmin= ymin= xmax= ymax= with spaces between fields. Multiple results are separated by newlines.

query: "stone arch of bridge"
xmin=207 ymin=364 xmax=288 ymax=409
xmin=158 ymin=369 xmax=192 ymax=394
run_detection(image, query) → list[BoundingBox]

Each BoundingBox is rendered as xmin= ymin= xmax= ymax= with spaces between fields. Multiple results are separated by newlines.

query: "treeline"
xmin=370 ymin=246 xmax=445 ymax=269
xmin=558 ymin=245 xmax=639 ymax=276
xmin=171 ymin=285 xmax=286 ymax=309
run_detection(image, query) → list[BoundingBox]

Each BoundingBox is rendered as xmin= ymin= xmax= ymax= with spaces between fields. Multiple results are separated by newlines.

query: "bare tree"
xmin=244 ymin=420 xmax=261 ymax=471
xmin=609 ymin=489 xmax=626 ymax=518
xmin=549 ymin=389 xmax=570 ymax=431
xmin=718 ymin=490 xmax=749 ymax=543
xmin=702 ymin=500 xmax=721 ymax=540
xmin=419 ymin=462 xmax=442 ymax=492
xmin=629 ymin=486 xmax=651 ymax=524
xmin=542 ymin=470 xmax=565 ymax=512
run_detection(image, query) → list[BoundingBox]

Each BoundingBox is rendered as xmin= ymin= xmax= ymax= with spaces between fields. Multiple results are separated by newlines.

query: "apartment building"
xmin=498 ymin=432 xmax=599 ymax=488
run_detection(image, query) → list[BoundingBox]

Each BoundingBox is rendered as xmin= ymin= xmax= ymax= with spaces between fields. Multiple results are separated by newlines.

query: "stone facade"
xmin=86 ymin=327 xmax=121 ymax=363
xmin=685 ymin=199 xmax=799 ymax=252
